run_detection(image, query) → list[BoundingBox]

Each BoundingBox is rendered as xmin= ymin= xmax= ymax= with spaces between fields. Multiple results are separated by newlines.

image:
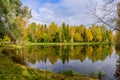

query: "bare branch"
xmin=87 ymin=0 xmax=120 ymax=31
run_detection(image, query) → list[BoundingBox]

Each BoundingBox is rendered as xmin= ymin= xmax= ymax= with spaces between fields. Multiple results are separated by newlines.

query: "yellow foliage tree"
xmin=96 ymin=27 xmax=102 ymax=41
xmin=74 ymin=32 xmax=83 ymax=42
xmin=35 ymin=24 xmax=42 ymax=42
xmin=48 ymin=22 xmax=58 ymax=42
xmin=15 ymin=16 xmax=27 ymax=44
xmin=85 ymin=28 xmax=93 ymax=42
xmin=108 ymin=30 xmax=114 ymax=42
xmin=90 ymin=25 xmax=103 ymax=42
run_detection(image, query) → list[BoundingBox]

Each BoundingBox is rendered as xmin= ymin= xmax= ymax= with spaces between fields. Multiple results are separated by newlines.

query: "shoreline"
xmin=25 ymin=42 xmax=113 ymax=46
xmin=0 ymin=49 xmax=98 ymax=80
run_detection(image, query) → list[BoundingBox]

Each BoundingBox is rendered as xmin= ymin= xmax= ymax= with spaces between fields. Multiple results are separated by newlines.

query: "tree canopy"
xmin=25 ymin=22 xmax=114 ymax=43
xmin=0 ymin=0 xmax=31 ymax=41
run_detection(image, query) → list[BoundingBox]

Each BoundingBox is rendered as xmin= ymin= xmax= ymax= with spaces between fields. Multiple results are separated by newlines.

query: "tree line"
xmin=19 ymin=21 xmax=113 ymax=43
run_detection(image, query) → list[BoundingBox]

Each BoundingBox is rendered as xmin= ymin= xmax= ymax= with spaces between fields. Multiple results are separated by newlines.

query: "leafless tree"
xmin=88 ymin=0 xmax=120 ymax=31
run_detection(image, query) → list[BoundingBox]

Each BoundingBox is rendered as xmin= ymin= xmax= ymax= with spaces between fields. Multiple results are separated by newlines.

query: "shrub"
xmin=59 ymin=69 xmax=74 ymax=76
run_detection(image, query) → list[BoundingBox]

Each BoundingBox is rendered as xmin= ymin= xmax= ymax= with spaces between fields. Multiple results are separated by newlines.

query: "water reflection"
xmin=2 ymin=49 xmax=26 ymax=65
xmin=22 ymin=45 xmax=113 ymax=64
xmin=115 ymin=47 xmax=120 ymax=80
xmin=2 ymin=44 xmax=119 ymax=80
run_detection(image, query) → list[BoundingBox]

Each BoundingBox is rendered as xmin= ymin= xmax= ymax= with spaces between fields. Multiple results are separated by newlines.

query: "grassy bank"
xmin=25 ymin=42 xmax=113 ymax=46
xmin=0 ymin=41 xmax=114 ymax=48
xmin=0 ymin=41 xmax=113 ymax=49
xmin=0 ymin=48 xmax=98 ymax=80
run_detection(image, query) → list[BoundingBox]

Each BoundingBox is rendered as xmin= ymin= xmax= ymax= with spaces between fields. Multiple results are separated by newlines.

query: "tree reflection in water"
xmin=2 ymin=45 xmax=113 ymax=65
xmin=2 ymin=44 xmax=117 ymax=79
xmin=115 ymin=46 xmax=120 ymax=80
xmin=2 ymin=49 xmax=26 ymax=65
xmin=19 ymin=45 xmax=112 ymax=64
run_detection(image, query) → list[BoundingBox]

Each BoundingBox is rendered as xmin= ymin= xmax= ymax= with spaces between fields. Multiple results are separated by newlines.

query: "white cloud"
xmin=22 ymin=0 xmax=104 ymax=26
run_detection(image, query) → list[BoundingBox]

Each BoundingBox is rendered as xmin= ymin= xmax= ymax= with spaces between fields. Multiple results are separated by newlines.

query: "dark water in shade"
xmin=3 ymin=45 xmax=120 ymax=80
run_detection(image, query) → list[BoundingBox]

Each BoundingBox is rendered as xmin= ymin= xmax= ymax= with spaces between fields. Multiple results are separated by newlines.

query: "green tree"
xmin=43 ymin=24 xmax=47 ymax=33
xmin=58 ymin=27 xmax=62 ymax=43
xmin=62 ymin=23 xmax=70 ymax=42
xmin=27 ymin=22 xmax=37 ymax=42
xmin=66 ymin=24 xmax=70 ymax=41
xmin=0 ymin=0 xmax=31 ymax=42
xmin=62 ymin=23 xmax=66 ymax=42
xmin=42 ymin=33 xmax=48 ymax=42
xmin=41 ymin=24 xmax=48 ymax=42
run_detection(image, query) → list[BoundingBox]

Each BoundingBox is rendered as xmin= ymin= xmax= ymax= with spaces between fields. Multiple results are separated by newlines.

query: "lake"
xmin=3 ymin=44 xmax=120 ymax=80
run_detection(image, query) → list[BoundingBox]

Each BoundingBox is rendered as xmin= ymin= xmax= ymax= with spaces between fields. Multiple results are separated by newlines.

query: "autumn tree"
xmin=25 ymin=21 xmax=113 ymax=43
xmin=35 ymin=24 xmax=42 ymax=42
xmin=43 ymin=24 xmax=47 ymax=33
xmin=73 ymin=26 xmax=84 ymax=42
xmin=89 ymin=0 xmax=120 ymax=47
xmin=15 ymin=16 xmax=28 ymax=44
xmin=74 ymin=32 xmax=83 ymax=42
xmin=90 ymin=25 xmax=102 ymax=41
xmin=48 ymin=22 xmax=58 ymax=42
xmin=69 ymin=26 xmax=75 ymax=42
xmin=99 ymin=25 xmax=108 ymax=42
xmin=108 ymin=30 xmax=114 ymax=42
xmin=79 ymin=24 xmax=86 ymax=41
xmin=96 ymin=27 xmax=103 ymax=41
xmin=85 ymin=28 xmax=93 ymax=42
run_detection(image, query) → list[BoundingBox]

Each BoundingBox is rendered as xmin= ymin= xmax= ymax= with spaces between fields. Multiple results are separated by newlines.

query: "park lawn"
xmin=0 ymin=48 xmax=98 ymax=80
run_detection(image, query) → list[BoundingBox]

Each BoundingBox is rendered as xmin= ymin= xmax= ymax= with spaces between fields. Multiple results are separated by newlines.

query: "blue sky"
xmin=21 ymin=0 xmax=105 ymax=26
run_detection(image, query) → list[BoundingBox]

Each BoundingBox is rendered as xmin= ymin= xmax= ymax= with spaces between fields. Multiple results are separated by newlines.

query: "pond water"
xmin=3 ymin=45 xmax=120 ymax=80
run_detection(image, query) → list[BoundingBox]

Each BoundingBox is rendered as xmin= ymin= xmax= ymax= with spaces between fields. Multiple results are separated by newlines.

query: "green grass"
xmin=91 ymin=71 xmax=104 ymax=79
xmin=25 ymin=41 xmax=113 ymax=46
xmin=0 ymin=48 xmax=98 ymax=80
xmin=0 ymin=41 xmax=114 ymax=48
xmin=59 ymin=69 xmax=75 ymax=76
